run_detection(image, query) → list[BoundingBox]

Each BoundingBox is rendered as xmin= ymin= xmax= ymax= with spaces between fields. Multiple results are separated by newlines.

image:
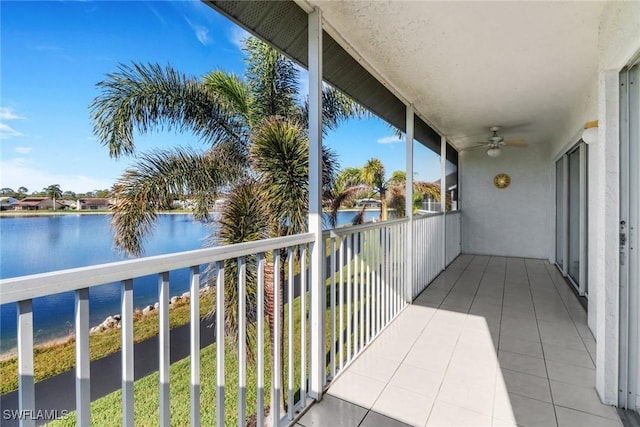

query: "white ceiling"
xmin=306 ymin=1 xmax=606 ymax=150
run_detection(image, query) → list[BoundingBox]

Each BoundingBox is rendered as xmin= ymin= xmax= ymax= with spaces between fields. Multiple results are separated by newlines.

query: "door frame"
xmin=556 ymin=141 xmax=588 ymax=297
xmin=619 ymin=62 xmax=639 ymax=411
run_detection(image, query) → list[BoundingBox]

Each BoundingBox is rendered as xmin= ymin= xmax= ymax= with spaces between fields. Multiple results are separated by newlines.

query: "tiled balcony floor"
xmin=298 ymin=255 xmax=622 ymax=427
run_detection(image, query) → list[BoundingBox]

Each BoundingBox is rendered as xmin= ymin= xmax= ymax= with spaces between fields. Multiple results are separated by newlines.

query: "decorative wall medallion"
xmin=493 ymin=173 xmax=511 ymax=189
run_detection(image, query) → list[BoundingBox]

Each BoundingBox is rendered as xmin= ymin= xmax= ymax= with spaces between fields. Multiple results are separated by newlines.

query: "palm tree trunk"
xmin=264 ymin=257 xmax=285 ymax=422
xmin=380 ymin=189 xmax=388 ymax=221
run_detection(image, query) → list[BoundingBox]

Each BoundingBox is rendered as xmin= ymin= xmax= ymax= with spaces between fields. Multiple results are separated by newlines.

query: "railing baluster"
xmin=404 ymin=221 xmax=409 ymax=307
xmin=346 ymin=234 xmax=352 ymax=363
xmin=417 ymin=220 xmax=421 ymax=295
xmin=420 ymin=220 xmax=425 ymax=294
xmin=300 ymin=245 xmax=307 ymax=405
xmin=121 ymin=279 xmax=134 ymax=427
xmin=383 ymin=226 xmax=388 ymax=326
xmin=376 ymin=228 xmax=381 ymax=336
xmin=17 ymin=299 xmax=35 ymax=427
xmin=366 ymin=229 xmax=371 ymax=342
xmin=359 ymin=231 xmax=365 ymax=351
xmin=329 ymin=238 xmax=336 ymax=378
xmin=287 ymin=248 xmax=294 ymax=421
xmin=272 ymin=250 xmax=281 ymax=425
xmin=353 ymin=233 xmax=359 ymax=355
xmin=238 ymin=257 xmax=247 ymax=427
xmin=215 ymin=261 xmax=224 ymax=427
xmin=425 ymin=219 xmax=430 ymax=286
xmin=389 ymin=226 xmax=393 ymax=320
xmin=75 ymin=288 xmax=90 ymax=427
xmin=338 ymin=236 xmax=344 ymax=371
xmin=190 ymin=266 xmax=201 ymax=427
xmin=418 ymin=220 xmax=422 ymax=296
xmin=256 ymin=253 xmax=265 ymax=427
xmin=158 ymin=272 xmax=170 ymax=427
xmin=393 ymin=224 xmax=398 ymax=316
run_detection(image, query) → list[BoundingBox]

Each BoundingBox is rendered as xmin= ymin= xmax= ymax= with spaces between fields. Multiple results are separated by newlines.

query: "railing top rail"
xmin=328 ymin=217 xmax=409 ymax=237
xmin=413 ymin=212 xmax=445 ymax=220
xmin=0 ymin=232 xmax=315 ymax=304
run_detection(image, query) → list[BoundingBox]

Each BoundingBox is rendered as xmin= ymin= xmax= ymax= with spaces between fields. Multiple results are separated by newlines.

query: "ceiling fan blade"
xmin=461 ymin=144 xmax=488 ymax=152
xmin=504 ymin=139 xmax=528 ymax=147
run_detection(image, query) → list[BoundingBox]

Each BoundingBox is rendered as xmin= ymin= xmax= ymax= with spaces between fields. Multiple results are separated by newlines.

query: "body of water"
xmin=0 ymin=210 xmax=379 ymax=354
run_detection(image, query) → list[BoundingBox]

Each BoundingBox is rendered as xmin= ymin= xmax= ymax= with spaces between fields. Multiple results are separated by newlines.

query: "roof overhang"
xmin=204 ymin=1 xmax=606 ymax=153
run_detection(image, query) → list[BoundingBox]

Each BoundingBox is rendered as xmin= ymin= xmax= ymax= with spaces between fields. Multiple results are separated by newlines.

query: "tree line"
xmin=0 ymin=186 xmax=111 ymax=200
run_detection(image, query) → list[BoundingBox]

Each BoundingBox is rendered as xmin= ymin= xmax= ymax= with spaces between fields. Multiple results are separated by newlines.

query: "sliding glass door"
xmin=568 ymin=147 xmax=581 ymax=285
xmin=619 ymin=62 xmax=639 ymax=412
xmin=556 ymin=142 xmax=588 ymax=296
xmin=556 ymin=159 xmax=565 ymax=269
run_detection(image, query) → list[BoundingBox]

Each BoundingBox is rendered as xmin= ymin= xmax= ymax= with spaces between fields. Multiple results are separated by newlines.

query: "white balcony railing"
xmin=0 ymin=212 xmax=462 ymax=427
xmin=412 ymin=213 xmax=445 ymax=299
xmin=445 ymin=210 xmax=462 ymax=266
xmin=325 ymin=218 xmax=409 ymax=380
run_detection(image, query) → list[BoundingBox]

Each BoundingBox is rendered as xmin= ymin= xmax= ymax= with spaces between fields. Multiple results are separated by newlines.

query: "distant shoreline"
xmin=0 ymin=209 xmax=193 ymax=217
xmin=0 ymin=208 xmax=372 ymax=217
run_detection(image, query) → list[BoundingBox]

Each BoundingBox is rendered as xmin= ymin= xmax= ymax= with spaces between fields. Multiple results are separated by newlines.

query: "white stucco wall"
xmin=536 ymin=1 xmax=640 ymax=407
xmin=593 ymin=0 xmax=640 ymax=407
xmin=460 ymin=142 xmax=550 ymax=259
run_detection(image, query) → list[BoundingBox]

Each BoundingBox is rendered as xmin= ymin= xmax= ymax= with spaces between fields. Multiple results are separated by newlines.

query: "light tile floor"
xmin=297 ymin=255 xmax=622 ymax=427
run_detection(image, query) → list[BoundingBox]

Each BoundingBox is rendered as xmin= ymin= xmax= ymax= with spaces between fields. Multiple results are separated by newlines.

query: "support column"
xmin=441 ymin=135 xmax=447 ymax=268
xmin=308 ymin=8 xmax=324 ymax=400
xmin=405 ymin=105 xmax=414 ymax=303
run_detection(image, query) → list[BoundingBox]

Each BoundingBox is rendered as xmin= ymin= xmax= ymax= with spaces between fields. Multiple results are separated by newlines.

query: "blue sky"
xmin=0 ymin=1 xmax=441 ymax=194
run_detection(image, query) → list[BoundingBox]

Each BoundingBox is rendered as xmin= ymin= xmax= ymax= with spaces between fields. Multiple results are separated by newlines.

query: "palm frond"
xmin=110 ymin=146 xmax=245 ymax=255
xmin=216 ymin=179 xmax=269 ymax=245
xmin=388 ymin=170 xmax=406 ymax=185
xmin=90 ymin=62 xmax=248 ymax=159
xmin=362 ymin=158 xmax=386 ymax=191
xmin=250 ymin=118 xmax=308 ymax=236
xmin=326 ymin=185 xmax=369 ymax=227
xmin=202 ymin=70 xmax=251 ymax=122
xmin=244 ymin=38 xmax=299 ymax=124
xmin=334 ymin=167 xmax=363 ymax=193
xmin=297 ymin=85 xmax=369 ymax=132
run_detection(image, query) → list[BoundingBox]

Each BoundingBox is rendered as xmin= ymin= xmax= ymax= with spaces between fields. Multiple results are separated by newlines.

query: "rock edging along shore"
xmin=89 ymin=285 xmax=212 ymax=335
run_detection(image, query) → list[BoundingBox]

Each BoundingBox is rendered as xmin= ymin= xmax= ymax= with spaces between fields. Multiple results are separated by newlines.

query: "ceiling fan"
xmin=464 ymin=126 xmax=528 ymax=157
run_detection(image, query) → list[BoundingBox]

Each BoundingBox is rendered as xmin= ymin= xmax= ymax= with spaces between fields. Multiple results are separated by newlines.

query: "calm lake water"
xmin=0 ymin=210 xmax=378 ymax=354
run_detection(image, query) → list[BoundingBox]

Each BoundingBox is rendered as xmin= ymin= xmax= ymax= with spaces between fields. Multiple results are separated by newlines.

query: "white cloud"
xmin=0 ymin=123 xmax=23 ymax=139
xmin=14 ymin=147 xmax=32 ymax=154
xmin=186 ymin=18 xmax=211 ymax=45
xmin=0 ymin=159 xmax=114 ymax=194
xmin=229 ymin=26 xmax=250 ymax=49
xmin=0 ymin=107 xmax=25 ymax=121
xmin=377 ymin=135 xmax=404 ymax=144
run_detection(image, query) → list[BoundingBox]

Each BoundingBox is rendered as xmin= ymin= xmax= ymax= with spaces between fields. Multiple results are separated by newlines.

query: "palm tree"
xmin=333 ymin=158 xmax=401 ymax=222
xmin=333 ymin=161 xmax=450 ymax=220
xmin=361 ymin=158 xmax=390 ymax=220
xmin=44 ymin=184 xmax=62 ymax=211
xmin=91 ymin=36 xmax=360 ymax=418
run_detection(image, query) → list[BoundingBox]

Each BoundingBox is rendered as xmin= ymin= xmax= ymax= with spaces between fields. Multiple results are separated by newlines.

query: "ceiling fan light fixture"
xmin=487 ymin=147 xmax=502 ymax=157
